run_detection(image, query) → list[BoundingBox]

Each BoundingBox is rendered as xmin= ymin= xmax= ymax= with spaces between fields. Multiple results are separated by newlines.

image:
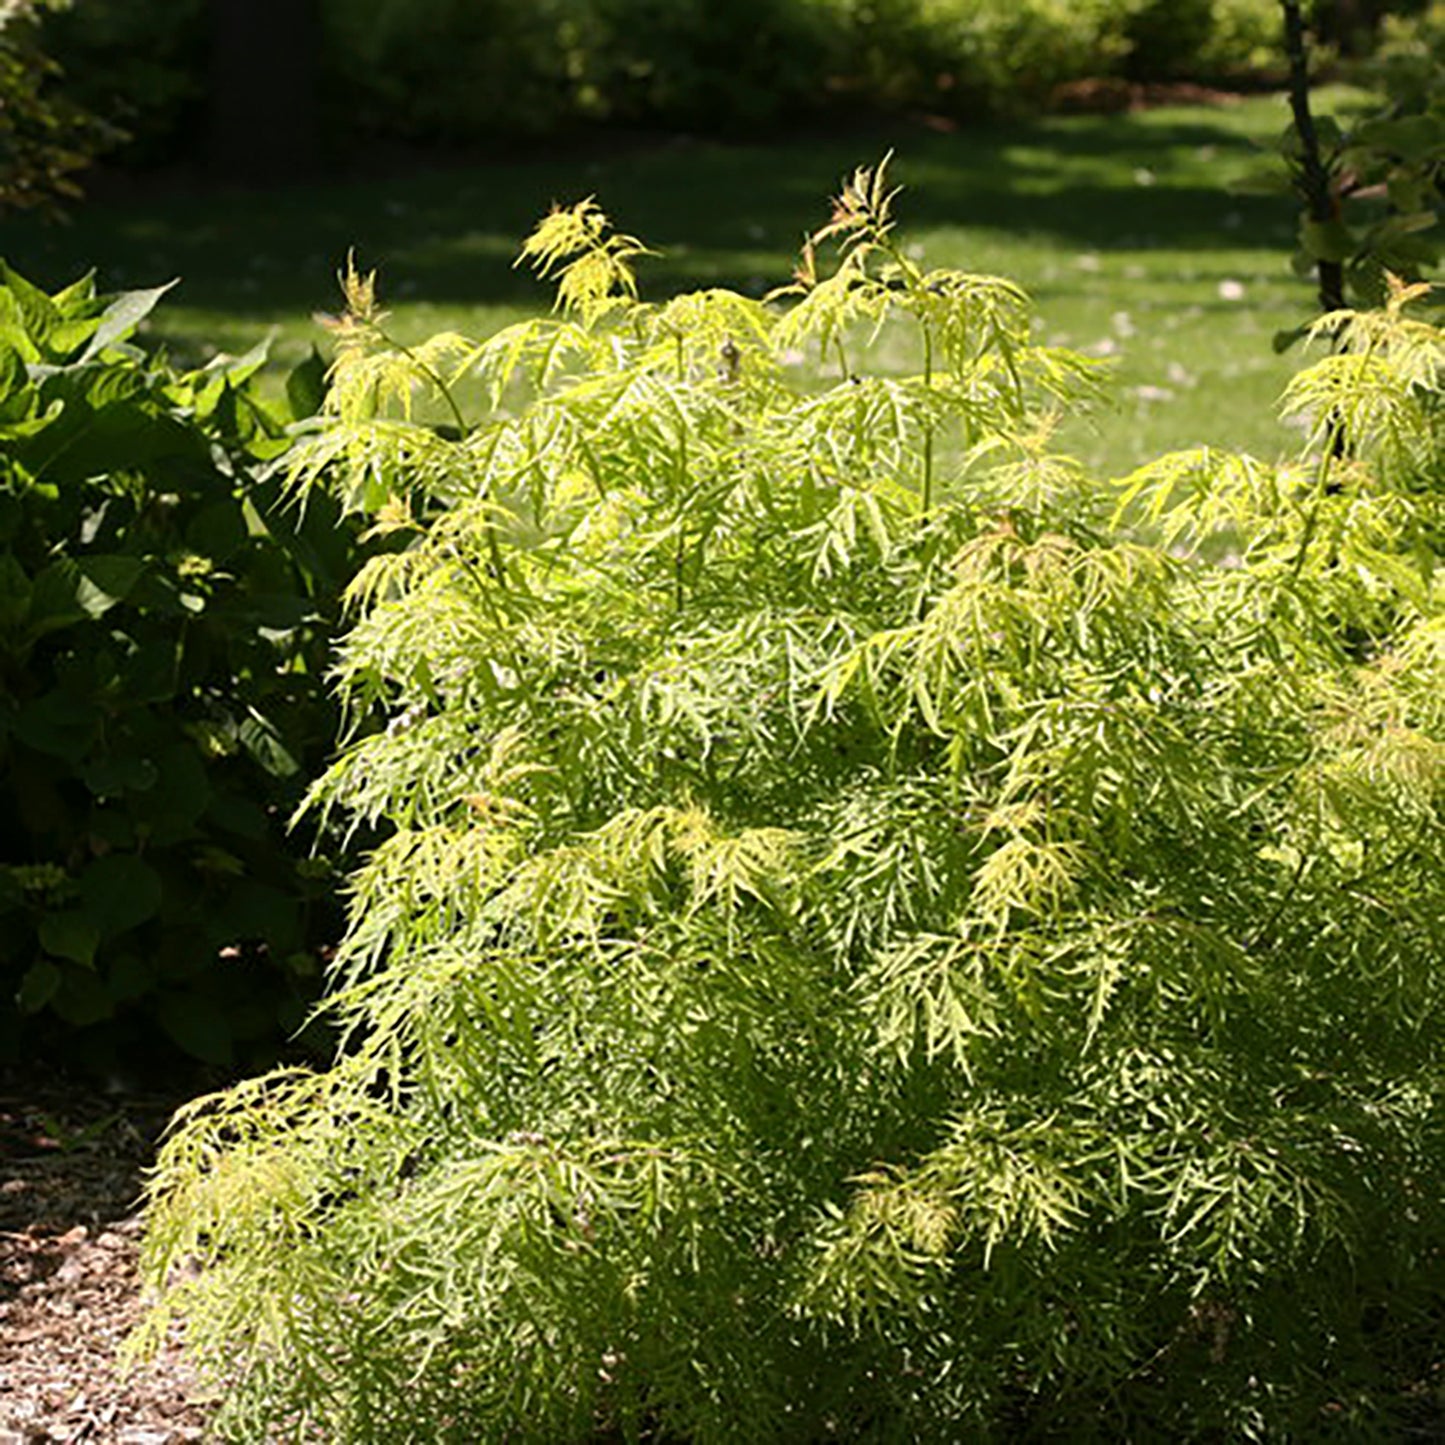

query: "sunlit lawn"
xmin=6 ymin=89 xmax=1372 ymax=476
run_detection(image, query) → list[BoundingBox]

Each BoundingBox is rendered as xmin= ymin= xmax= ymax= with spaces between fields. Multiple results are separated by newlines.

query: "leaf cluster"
xmin=0 ymin=0 xmax=119 ymax=216
xmin=140 ymin=166 xmax=1444 ymax=1439
xmin=0 ymin=264 xmax=364 ymax=1069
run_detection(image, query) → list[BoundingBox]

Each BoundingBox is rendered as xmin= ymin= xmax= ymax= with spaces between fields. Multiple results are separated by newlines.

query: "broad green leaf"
xmin=204 ymin=333 xmax=272 ymax=388
xmin=52 ymin=967 xmax=113 ymax=1026
xmin=115 ymin=633 xmax=181 ymax=706
xmin=61 ymin=359 xmax=148 ymax=411
xmin=107 ymin=952 xmax=157 ymax=1002
xmin=158 ymin=991 xmax=234 ymax=1065
xmin=78 ymin=753 xmax=159 ymax=797
xmin=131 ymin=744 xmax=212 ymax=841
xmin=25 ymin=560 xmax=87 ymax=634
xmin=1300 ymin=217 xmax=1356 ymax=265
xmin=24 ymin=555 xmax=143 ymax=628
xmin=13 ymin=690 xmax=95 ymax=761
xmin=0 ymin=290 xmax=41 ymax=364
xmin=77 ymin=854 xmax=163 ymax=938
xmin=1364 ymin=210 xmax=1439 ymax=242
xmin=76 ymin=555 xmax=145 ymax=617
xmin=0 ymin=341 xmax=27 ymax=401
xmin=16 ymin=959 xmax=62 ymax=1013
xmin=0 ymin=410 xmax=61 ymax=442
xmin=50 ymin=271 xmax=98 ymax=319
xmin=39 ymin=910 xmax=101 ymax=967
xmin=0 ymin=378 xmax=40 ymax=429
xmin=239 ymin=713 xmax=301 ymax=778
xmin=49 ymin=319 xmax=102 ymax=356
xmin=1352 ymin=114 xmax=1445 ymax=163
xmin=185 ymin=500 xmax=248 ymax=561
xmin=0 ymin=551 xmax=32 ymax=629
xmin=286 ymin=346 xmax=328 ymax=420
xmin=0 ymin=261 xmax=62 ymax=350
xmin=78 ymin=281 xmax=179 ymax=364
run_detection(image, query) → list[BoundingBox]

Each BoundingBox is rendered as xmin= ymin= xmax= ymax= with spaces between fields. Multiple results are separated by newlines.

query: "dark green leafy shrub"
xmin=1313 ymin=0 xmax=1434 ymax=57
xmin=580 ymin=0 xmax=838 ymax=130
xmin=320 ymin=0 xmax=599 ymax=144
xmin=916 ymin=0 xmax=1132 ymax=114
xmin=1367 ymin=0 xmax=1445 ymax=109
xmin=1124 ymin=0 xmax=1281 ymax=81
xmin=329 ymin=0 xmax=838 ymax=140
xmin=834 ymin=0 xmax=1280 ymax=118
xmin=0 ymin=0 xmax=118 ymax=214
xmin=139 ymin=166 xmax=1443 ymax=1440
xmin=38 ymin=0 xmax=204 ymax=166
xmin=0 ymin=263 xmax=360 ymax=1069
xmin=41 ymin=0 xmax=1290 ymax=165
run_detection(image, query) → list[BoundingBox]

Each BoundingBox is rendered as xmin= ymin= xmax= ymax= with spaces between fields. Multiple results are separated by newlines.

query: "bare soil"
xmin=0 ymin=1074 xmax=214 ymax=1444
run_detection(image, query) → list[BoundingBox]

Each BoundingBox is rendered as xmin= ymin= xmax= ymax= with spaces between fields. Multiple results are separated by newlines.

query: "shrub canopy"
xmin=0 ymin=0 xmax=115 ymax=214
xmin=140 ymin=165 xmax=1444 ymax=1441
xmin=0 ymin=265 xmax=356 ymax=1069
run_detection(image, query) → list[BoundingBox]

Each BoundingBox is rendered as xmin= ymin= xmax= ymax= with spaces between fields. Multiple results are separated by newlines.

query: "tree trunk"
xmin=1281 ymin=0 xmax=1345 ymax=316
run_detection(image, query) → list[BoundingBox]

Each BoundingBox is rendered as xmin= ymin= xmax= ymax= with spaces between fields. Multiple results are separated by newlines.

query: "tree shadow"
xmin=4 ymin=105 xmax=1296 ymax=322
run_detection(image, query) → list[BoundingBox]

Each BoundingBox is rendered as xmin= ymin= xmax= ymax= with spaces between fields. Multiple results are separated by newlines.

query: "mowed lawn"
xmin=5 ymin=89 xmax=1369 ymax=477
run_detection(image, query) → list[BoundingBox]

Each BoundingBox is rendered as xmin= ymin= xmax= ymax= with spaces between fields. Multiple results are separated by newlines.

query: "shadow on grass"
xmin=5 ymin=102 xmax=1295 ymax=321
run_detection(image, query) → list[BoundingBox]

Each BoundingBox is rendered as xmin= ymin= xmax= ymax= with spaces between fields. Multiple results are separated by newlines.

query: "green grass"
xmin=5 ymin=89 xmax=1371 ymax=476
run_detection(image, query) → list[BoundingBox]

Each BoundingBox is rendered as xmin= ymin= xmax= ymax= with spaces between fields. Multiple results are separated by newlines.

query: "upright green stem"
xmin=383 ymin=329 xmax=470 ymax=437
xmin=1290 ymin=439 xmax=1338 ymax=579
xmin=379 ymin=325 xmax=507 ymax=583
xmin=674 ymin=430 xmax=689 ymax=611
xmin=1280 ymin=2 xmax=1352 ymax=461
xmin=921 ymin=322 xmax=935 ymax=513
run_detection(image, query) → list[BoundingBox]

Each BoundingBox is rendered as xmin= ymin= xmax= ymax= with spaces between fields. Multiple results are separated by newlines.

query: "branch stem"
xmin=1281 ymin=0 xmax=1346 ymax=316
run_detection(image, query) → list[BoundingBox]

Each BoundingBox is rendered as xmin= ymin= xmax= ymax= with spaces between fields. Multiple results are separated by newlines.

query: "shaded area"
xmin=5 ymin=104 xmax=1296 ymax=319
xmin=0 ymin=1070 xmax=209 ymax=1442
xmin=2 ymin=97 xmax=1320 ymax=475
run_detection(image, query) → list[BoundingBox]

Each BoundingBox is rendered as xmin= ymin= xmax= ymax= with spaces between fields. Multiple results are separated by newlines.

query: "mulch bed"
xmin=0 ymin=1074 xmax=214 ymax=1444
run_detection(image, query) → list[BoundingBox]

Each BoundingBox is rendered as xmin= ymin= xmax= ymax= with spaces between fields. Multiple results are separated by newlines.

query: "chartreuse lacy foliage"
xmin=138 ymin=163 xmax=1444 ymax=1441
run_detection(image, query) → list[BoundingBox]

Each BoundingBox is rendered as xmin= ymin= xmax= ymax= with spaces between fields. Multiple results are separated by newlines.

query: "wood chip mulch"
xmin=0 ymin=1074 xmax=216 ymax=1445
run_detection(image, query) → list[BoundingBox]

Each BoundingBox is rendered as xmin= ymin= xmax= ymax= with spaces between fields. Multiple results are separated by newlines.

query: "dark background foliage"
xmin=0 ymin=264 xmax=365 ymax=1079
xmin=9 ymin=0 xmax=1439 ymax=205
xmin=33 ymin=0 xmax=1297 ymax=173
xmin=0 ymin=0 xmax=118 ymax=215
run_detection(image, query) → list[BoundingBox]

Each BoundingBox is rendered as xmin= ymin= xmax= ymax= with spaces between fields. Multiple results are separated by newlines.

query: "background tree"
xmin=1277 ymin=0 xmax=1443 ymax=326
xmin=1281 ymin=0 xmax=1347 ymax=313
xmin=0 ymin=0 xmax=115 ymax=216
